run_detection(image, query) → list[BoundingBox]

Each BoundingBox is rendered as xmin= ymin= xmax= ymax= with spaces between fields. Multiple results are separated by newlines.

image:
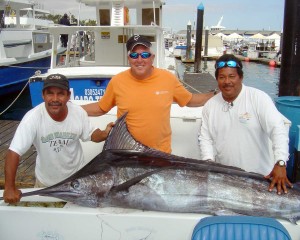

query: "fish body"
xmin=2 ymin=113 xmax=300 ymax=224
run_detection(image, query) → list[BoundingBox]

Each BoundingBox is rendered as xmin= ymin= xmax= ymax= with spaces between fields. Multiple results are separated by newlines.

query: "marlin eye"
xmin=71 ymin=180 xmax=80 ymax=189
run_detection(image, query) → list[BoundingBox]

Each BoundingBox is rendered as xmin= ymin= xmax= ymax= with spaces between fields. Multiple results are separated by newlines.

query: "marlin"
xmin=1 ymin=113 xmax=300 ymax=224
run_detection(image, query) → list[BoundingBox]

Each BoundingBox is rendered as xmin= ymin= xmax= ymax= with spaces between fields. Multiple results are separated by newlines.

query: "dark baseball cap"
xmin=43 ymin=74 xmax=69 ymax=91
xmin=126 ymin=34 xmax=152 ymax=52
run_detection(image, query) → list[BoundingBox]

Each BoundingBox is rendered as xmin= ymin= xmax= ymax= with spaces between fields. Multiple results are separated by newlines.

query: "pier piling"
xmin=194 ymin=3 xmax=204 ymax=73
xmin=279 ymin=0 xmax=300 ymax=96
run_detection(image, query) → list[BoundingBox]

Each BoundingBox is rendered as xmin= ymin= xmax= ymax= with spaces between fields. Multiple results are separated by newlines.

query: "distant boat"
xmin=173 ymin=44 xmax=187 ymax=58
xmin=210 ymin=16 xmax=226 ymax=31
xmin=174 ymin=35 xmax=224 ymax=62
xmin=0 ymin=0 xmax=63 ymax=96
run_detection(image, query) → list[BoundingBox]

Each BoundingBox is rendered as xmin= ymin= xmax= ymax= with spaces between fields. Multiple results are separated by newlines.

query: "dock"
xmin=235 ymin=55 xmax=281 ymax=68
xmin=182 ymin=72 xmax=217 ymax=93
xmin=0 ymin=120 xmax=36 ymax=189
xmin=180 ymin=55 xmax=281 ymax=68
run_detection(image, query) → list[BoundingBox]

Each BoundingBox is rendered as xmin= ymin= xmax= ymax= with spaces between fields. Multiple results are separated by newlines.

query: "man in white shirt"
xmin=199 ymin=54 xmax=292 ymax=195
xmin=4 ymin=74 xmax=114 ymax=203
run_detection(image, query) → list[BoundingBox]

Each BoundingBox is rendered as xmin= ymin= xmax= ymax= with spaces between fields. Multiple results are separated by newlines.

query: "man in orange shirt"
xmin=82 ymin=35 xmax=214 ymax=153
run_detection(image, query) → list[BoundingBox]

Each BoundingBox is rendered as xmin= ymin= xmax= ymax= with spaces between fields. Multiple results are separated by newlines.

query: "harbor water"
xmin=177 ymin=59 xmax=280 ymax=100
xmin=0 ymin=60 xmax=280 ymax=121
xmin=0 ymin=84 xmax=32 ymax=121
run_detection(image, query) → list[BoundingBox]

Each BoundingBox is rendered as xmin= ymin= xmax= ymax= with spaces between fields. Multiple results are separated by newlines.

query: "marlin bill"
xmin=1 ymin=113 xmax=300 ymax=224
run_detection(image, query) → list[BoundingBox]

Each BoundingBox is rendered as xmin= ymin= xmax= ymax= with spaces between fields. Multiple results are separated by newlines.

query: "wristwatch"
xmin=276 ymin=160 xmax=286 ymax=167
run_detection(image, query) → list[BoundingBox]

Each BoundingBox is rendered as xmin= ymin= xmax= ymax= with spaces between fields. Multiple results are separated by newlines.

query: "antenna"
xmin=216 ymin=16 xmax=223 ymax=27
xmin=152 ymin=1 xmax=156 ymax=25
xmin=78 ymin=1 xmax=81 ymax=26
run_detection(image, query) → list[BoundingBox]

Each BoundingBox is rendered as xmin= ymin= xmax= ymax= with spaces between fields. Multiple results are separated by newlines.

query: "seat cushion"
xmin=192 ymin=216 xmax=291 ymax=240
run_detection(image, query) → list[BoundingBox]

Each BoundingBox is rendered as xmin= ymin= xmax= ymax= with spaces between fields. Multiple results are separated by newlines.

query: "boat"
xmin=28 ymin=0 xmax=176 ymax=107
xmin=202 ymin=34 xmax=224 ymax=58
xmin=0 ymin=0 xmax=62 ymax=96
xmin=210 ymin=16 xmax=226 ymax=31
xmin=164 ymin=30 xmax=175 ymax=49
xmin=173 ymin=44 xmax=187 ymax=58
xmin=172 ymin=27 xmax=224 ymax=61
xmin=1 ymin=0 xmax=300 ymax=239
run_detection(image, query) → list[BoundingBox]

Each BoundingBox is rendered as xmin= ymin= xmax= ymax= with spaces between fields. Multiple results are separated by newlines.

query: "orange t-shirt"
xmin=99 ymin=67 xmax=192 ymax=153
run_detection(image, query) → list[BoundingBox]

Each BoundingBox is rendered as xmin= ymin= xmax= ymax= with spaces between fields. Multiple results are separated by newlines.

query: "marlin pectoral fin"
xmin=288 ymin=216 xmax=300 ymax=225
xmin=110 ymin=168 xmax=168 ymax=193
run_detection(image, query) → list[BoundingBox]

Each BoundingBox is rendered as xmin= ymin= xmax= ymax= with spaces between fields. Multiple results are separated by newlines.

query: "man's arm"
xmin=198 ymin=106 xmax=215 ymax=160
xmin=4 ymin=150 xmax=22 ymax=203
xmin=91 ymin=122 xmax=114 ymax=142
xmin=186 ymin=92 xmax=215 ymax=107
xmin=257 ymin=93 xmax=291 ymax=194
xmin=81 ymin=102 xmax=107 ymax=116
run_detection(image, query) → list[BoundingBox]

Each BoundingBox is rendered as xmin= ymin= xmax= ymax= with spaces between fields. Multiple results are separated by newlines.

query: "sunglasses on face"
xmin=129 ymin=52 xmax=152 ymax=59
xmin=215 ymin=60 xmax=241 ymax=69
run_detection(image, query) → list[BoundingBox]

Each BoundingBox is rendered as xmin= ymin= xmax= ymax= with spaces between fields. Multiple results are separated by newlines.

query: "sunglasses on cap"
xmin=129 ymin=52 xmax=152 ymax=59
xmin=215 ymin=60 xmax=241 ymax=69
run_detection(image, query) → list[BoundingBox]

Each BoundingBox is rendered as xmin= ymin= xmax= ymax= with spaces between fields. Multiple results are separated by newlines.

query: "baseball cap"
xmin=126 ymin=34 xmax=152 ymax=52
xmin=43 ymin=74 xmax=69 ymax=91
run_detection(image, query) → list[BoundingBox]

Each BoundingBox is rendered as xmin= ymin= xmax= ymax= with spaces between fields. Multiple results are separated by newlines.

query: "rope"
xmin=0 ymin=79 xmax=30 ymax=116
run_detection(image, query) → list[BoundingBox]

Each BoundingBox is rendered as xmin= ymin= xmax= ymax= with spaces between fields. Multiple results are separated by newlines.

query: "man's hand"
xmin=104 ymin=122 xmax=114 ymax=136
xmin=264 ymin=164 xmax=292 ymax=194
xmin=3 ymin=187 xmax=22 ymax=204
xmin=91 ymin=122 xmax=115 ymax=142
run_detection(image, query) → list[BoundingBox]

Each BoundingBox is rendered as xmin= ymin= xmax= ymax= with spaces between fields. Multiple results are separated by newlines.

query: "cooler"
xmin=275 ymin=96 xmax=300 ymax=182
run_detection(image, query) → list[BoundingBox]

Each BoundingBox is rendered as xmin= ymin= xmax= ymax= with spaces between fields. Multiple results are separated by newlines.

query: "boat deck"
xmin=0 ymin=120 xmax=36 ymax=189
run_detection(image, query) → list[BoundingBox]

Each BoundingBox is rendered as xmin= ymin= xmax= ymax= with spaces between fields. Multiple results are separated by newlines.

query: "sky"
xmin=37 ymin=0 xmax=285 ymax=32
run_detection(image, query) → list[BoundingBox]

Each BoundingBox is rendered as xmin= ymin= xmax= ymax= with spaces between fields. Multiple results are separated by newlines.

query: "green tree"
xmin=47 ymin=14 xmax=62 ymax=24
xmin=83 ymin=19 xmax=96 ymax=26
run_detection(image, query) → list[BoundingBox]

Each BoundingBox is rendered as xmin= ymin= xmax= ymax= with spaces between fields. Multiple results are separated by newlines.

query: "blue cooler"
xmin=275 ymin=96 xmax=300 ymax=182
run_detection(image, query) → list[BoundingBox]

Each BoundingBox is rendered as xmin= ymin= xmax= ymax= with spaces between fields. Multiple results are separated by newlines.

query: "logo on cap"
xmin=48 ymin=74 xmax=64 ymax=80
xmin=134 ymin=34 xmax=140 ymax=41
xmin=126 ymin=34 xmax=152 ymax=52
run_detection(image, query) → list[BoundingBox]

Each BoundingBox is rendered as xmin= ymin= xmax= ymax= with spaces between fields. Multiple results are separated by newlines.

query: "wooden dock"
xmin=0 ymin=120 xmax=36 ymax=189
xmin=234 ymin=55 xmax=281 ymax=68
xmin=182 ymin=72 xmax=218 ymax=93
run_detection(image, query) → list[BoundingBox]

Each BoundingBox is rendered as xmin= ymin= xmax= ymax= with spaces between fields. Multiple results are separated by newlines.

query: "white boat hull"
xmin=0 ymin=192 xmax=299 ymax=240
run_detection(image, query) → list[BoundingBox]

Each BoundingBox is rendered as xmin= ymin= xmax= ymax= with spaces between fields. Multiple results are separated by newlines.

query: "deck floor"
xmin=0 ymin=120 xmax=36 ymax=189
xmin=0 ymin=71 xmax=216 ymax=189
